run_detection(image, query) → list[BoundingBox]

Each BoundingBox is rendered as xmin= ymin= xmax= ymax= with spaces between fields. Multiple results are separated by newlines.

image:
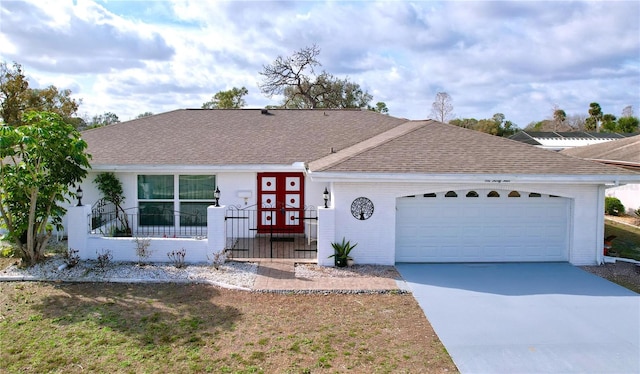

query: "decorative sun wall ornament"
xmin=351 ymin=197 xmax=374 ymax=220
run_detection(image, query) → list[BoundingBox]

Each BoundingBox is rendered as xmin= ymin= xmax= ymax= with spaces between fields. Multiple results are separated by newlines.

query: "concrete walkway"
xmin=397 ymin=263 xmax=640 ymax=374
xmin=253 ymin=260 xmax=404 ymax=292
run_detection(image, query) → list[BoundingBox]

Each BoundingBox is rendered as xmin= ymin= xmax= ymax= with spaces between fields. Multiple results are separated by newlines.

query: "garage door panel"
xmin=396 ymin=192 xmax=569 ymax=262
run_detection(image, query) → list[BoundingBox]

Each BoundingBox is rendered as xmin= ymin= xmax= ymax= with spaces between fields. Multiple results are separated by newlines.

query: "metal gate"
xmin=225 ymin=204 xmax=318 ymax=259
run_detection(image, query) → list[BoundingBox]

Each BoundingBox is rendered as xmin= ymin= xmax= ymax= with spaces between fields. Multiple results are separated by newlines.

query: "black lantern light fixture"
xmin=323 ymin=187 xmax=329 ymax=208
xmin=214 ymin=186 xmax=221 ymax=207
xmin=76 ymin=186 xmax=83 ymax=206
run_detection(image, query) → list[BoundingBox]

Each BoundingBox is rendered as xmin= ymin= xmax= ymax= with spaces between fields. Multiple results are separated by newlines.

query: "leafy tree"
xmin=601 ymin=114 xmax=618 ymax=132
xmin=449 ymin=118 xmax=478 ymax=129
xmin=0 ymin=61 xmax=81 ymax=127
xmin=475 ymin=118 xmax=500 ymax=135
xmin=136 ymin=112 xmax=154 ymax=119
xmin=617 ymin=105 xmax=639 ymax=133
xmin=450 ymin=113 xmax=516 ymax=137
xmin=585 ymin=102 xmax=603 ymax=131
xmin=430 ymin=92 xmax=454 ymax=123
xmin=617 ymin=116 xmax=639 ymax=133
xmin=367 ymin=101 xmax=389 ymax=114
xmin=0 ymin=111 xmax=91 ymax=265
xmin=259 ymin=45 xmax=373 ymax=109
xmin=500 ymin=120 xmax=517 ymax=137
xmin=88 ymin=112 xmax=120 ymax=128
xmin=202 ymin=87 xmax=248 ymax=109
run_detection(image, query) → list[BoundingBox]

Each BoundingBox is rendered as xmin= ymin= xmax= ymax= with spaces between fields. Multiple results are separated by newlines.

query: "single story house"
xmin=509 ymin=131 xmax=635 ymax=151
xmin=70 ymin=109 xmax=640 ymax=266
xmin=561 ymin=135 xmax=640 ymax=214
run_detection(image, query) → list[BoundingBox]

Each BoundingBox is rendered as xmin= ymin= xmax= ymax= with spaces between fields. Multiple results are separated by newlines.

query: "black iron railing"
xmin=225 ymin=204 xmax=317 ymax=259
xmin=90 ymin=203 xmax=207 ymax=238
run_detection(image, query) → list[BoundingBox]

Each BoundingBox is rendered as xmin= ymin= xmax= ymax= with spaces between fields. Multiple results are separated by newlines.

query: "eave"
xmin=308 ymin=171 xmax=640 ymax=185
xmin=89 ymin=162 xmax=308 ymax=174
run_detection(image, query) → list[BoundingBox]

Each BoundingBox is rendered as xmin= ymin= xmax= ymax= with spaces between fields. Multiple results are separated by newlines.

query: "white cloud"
xmin=0 ymin=0 xmax=638 ymax=126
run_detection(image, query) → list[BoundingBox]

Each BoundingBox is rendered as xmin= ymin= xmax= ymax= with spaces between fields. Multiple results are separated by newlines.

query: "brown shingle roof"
xmin=560 ymin=134 xmax=640 ymax=167
xmin=311 ymin=120 xmax=639 ymax=175
xmin=82 ymin=109 xmax=407 ymax=166
xmin=82 ymin=110 xmax=638 ymax=177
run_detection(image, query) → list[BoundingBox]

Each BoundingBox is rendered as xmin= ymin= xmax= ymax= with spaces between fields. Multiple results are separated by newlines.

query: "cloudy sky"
xmin=1 ymin=0 xmax=638 ymax=127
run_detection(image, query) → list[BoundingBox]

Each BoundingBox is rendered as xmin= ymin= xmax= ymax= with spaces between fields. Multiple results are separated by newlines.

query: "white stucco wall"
xmin=329 ymin=182 xmax=604 ymax=266
xmin=606 ymin=183 xmax=640 ymax=214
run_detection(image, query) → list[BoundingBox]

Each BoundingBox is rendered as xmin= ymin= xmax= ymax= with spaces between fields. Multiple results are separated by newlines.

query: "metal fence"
xmin=225 ymin=204 xmax=318 ymax=259
xmin=90 ymin=200 xmax=207 ymax=238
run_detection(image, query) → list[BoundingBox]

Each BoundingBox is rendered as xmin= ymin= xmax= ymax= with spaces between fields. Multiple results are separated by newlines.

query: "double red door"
xmin=257 ymin=173 xmax=304 ymax=234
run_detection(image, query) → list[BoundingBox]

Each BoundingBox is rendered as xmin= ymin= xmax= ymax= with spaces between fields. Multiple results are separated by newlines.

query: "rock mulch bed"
xmin=1 ymin=255 xmax=257 ymax=289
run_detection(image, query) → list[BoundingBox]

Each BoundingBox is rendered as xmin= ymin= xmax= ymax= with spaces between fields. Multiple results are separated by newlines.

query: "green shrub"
xmin=1 ymin=246 xmax=15 ymax=258
xmin=605 ymin=197 xmax=625 ymax=216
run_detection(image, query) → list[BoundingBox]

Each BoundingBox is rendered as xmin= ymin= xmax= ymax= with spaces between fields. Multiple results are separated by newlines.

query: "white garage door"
xmin=396 ymin=190 xmax=570 ymax=262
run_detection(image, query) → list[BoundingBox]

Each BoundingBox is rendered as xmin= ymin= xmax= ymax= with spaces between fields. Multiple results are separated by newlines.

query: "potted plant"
xmin=329 ymin=237 xmax=357 ymax=267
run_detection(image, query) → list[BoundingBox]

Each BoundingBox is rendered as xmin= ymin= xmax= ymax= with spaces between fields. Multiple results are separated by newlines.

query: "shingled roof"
xmin=81 ymin=109 xmax=639 ymax=177
xmin=560 ymin=134 xmax=640 ymax=170
xmin=309 ymin=120 xmax=639 ymax=175
xmin=82 ymin=109 xmax=406 ymax=166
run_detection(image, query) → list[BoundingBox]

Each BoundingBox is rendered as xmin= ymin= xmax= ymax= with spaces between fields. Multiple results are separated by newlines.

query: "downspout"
xmin=595 ymin=185 xmax=606 ymax=265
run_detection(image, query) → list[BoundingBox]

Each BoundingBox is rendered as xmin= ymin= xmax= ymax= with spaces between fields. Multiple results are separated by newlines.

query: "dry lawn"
xmin=0 ymin=281 xmax=457 ymax=373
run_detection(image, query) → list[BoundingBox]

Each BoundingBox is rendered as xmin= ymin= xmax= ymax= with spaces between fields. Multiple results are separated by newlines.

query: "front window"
xmin=138 ymin=175 xmax=215 ymax=227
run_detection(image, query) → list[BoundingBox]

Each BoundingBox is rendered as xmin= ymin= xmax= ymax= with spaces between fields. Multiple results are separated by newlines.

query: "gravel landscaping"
xmin=0 ymin=256 xmax=258 ymax=289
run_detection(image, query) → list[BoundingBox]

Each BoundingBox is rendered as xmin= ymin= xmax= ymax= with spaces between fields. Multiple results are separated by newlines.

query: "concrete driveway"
xmin=396 ymin=263 xmax=640 ymax=373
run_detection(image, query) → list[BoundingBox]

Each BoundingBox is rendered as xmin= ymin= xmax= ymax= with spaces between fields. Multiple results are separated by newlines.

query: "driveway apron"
xmin=396 ymin=263 xmax=640 ymax=374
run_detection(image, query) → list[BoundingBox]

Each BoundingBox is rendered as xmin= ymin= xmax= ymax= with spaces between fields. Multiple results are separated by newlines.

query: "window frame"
xmin=137 ymin=174 xmax=216 ymax=227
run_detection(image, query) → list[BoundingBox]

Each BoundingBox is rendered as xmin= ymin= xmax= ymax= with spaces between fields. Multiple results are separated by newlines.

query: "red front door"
xmin=257 ymin=172 xmax=305 ymax=234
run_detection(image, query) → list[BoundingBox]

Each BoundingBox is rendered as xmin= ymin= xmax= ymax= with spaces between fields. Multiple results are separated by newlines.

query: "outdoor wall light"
xmin=76 ymin=186 xmax=83 ymax=206
xmin=323 ymin=187 xmax=330 ymax=208
xmin=214 ymin=187 xmax=221 ymax=207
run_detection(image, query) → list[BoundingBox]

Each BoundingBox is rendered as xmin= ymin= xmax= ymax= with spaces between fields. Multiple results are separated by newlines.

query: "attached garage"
xmin=395 ymin=189 xmax=570 ymax=263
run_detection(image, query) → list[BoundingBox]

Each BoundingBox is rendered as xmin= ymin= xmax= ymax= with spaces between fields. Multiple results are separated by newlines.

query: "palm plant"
xmin=328 ymin=237 xmax=357 ymax=267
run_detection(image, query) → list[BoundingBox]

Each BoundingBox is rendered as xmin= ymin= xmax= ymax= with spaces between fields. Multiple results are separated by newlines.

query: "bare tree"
xmin=430 ymin=92 xmax=454 ymax=123
xmin=259 ymin=45 xmax=372 ymax=109
xmin=566 ymin=114 xmax=587 ymax=131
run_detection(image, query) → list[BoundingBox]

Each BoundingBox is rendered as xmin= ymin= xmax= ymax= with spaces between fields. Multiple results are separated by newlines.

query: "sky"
xmin=0 ymin=0 xmax=638 ymax=127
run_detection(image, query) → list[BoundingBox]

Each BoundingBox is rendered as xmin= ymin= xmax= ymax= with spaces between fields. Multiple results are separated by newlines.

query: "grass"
xmin=605 ymin=219 xmax=640 ymax=261
xmin=0 ymin=282 xmax=458 ymax=373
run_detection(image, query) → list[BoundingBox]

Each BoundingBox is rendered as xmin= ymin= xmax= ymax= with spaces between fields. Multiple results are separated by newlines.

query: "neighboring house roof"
xmin=560 ymin=134 xmax=640 ymax=170
xmin=81 ymin=109 xmax=639 ymax=179
xmin=82 ymin=109 xmax=407 ymax=166
xmin=509 ymin=131 xmax=635 ymax=150
xmin=310 ymin=120 xmax=638 ymax=176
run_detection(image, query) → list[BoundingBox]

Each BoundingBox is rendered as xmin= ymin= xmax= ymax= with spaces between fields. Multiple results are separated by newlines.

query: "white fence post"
xmin=317 ymin=207 xmax=336 ymax=266
xmin=207 ymin=205 xmax=226 ymax=259
xmin=67 ymin=204 xmax=92 ymax=259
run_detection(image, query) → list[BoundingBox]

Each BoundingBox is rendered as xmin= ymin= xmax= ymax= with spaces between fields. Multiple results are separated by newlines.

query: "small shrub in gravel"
xmin=133 ymin=237 xmax=152 ymax=265
xmin=65 ymin=248 xmax=80 ymax=268
xmin=208 ymin=250 xmax=227 ymax=270
xmin=167 ymin=248 xmax=186 ymax=268
xmin=96 ymin=248 xmax=113 ymax=270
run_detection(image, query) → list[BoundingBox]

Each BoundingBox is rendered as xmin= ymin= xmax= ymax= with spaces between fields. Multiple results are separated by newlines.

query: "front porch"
xmin=227 ymin=235 xmax=318 ymax=260
xmin=70 ymin=203 xmax=325 ymax=263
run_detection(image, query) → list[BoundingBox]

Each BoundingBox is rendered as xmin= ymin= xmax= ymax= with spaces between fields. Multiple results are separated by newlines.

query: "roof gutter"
xmin=308 ymin=171 xmax=640 ymax=185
